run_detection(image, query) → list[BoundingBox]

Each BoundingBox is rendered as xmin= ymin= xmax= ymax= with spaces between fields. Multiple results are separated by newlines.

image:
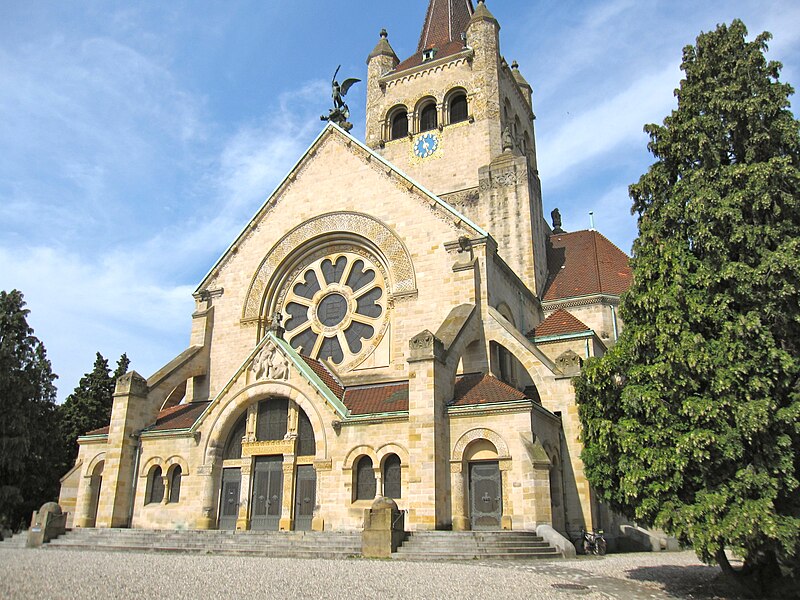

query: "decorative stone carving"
xmin=452 ymin=427 xmax=510 ymax=461
xmin=243 ymin=212 xmax=417 ymax=322
xmin=408 ymin=329 xmax=445 ymax=362
xmin=555 ymin=349 xmax=583 ymax=376
xmin=251 ymin=340 xmax=290 ymax=381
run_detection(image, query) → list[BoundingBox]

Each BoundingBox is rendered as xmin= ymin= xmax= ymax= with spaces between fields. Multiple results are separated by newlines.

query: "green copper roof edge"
xmin=447 ymin=399 xmax=533 ymax=412
xmin=269 ymin=332 xmax=350 ymax=419
xmin=342 ymin=410 xmax=409 ymax=422
xmin=328 ymin=122 xmax=488 ymax=237
xmin=530 ymin=330 xmax=595 ymax=344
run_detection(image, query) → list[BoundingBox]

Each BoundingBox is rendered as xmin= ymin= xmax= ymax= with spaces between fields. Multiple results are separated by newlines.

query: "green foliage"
xmin=0 ymin=290 xmax=62 ymax=530
xmin=59 ymin=352 xmax=130 ymax=467
xmin=575 ymin=19 xmax=800 ymax=589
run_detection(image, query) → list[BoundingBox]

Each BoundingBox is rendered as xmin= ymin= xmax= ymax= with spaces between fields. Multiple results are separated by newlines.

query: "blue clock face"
xmin=414 ymin=132 xmax=439 ymax=158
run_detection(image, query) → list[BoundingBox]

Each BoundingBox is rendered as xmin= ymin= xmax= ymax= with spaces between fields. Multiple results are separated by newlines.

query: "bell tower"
xmin=365 ymin=0 xmax=549 ymax=296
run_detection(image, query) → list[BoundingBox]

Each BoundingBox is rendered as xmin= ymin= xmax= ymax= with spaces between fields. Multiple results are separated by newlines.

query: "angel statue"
xmin=321 ymin=65 xmax=360 ymax=131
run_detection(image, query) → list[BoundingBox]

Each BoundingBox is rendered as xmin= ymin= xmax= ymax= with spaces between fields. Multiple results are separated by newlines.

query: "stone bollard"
xmin=27 ymin=502 xmax=67 ymax=548
xmin=361 ymin=496 xmax=405 ymax=558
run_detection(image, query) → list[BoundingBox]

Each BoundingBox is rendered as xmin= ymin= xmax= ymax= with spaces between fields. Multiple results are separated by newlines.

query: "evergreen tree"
xmin=575 ymin=20 xmax=799 ymax=595
xmin=0 ymin=290 xmax=61 ymax=530
xmin=59 ymin=352 xmax=131 ymax=466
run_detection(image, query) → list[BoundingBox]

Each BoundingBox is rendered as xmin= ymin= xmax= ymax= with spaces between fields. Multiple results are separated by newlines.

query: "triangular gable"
xmin=529 ymin=309 xmax=591 ymax=340
xmin=196 ymin=122 xmax=487 ymax=293
xmin=190 ymin=331 xmax=349 ymax=433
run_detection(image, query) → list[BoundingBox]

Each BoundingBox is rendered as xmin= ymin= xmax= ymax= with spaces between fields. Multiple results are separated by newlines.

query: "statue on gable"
xmin=321 ymin=65 xmax=360 ymax=132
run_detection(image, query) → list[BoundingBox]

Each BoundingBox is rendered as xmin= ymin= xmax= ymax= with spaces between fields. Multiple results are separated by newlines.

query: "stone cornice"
xmin=542 ymin=293 xmax=621 ymax=312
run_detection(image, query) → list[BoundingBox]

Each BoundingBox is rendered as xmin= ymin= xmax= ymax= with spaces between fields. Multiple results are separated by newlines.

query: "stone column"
xmin=74 ymin=475 xmax=95 ymax=528
xmin=450 ymin=462 xmax=468 ymax=531
xmin=406 ymin=330 xmax=451 ymax=530
xmin=279 ymin=456 xmax=296 ymax=531
xmin=196 ymin=460 xmax=218 ymax=530
xmin=500 ymin=459 xmax=513 ymax=530
xmin=312 ymin=459 xmax=331 ymax=531
xmin=236 ymin=461 xmax=252 ymax=531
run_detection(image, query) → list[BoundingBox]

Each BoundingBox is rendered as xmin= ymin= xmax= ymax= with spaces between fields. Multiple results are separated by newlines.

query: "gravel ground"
xmin=0 ymin=547 xmax=746 ymax=600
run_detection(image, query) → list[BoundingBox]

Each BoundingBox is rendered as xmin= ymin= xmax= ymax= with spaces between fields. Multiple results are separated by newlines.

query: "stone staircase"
xmin=392 ymin=531 xmax=561 ymax=561
xmin=0 ymin=533 xmax=28 ymax=549
xmin=44 ymin=528 xmax=362 ymax=559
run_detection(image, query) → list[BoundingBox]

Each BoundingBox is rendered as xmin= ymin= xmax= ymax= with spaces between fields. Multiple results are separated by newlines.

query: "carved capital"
xmin=408 ymin=330 xmax=445 ymax=362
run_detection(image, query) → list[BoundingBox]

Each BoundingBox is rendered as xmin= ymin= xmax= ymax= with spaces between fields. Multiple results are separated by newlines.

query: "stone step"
xmin=392 ymin=550 xmax=561 ymax=561
xmin=0 ymin=533 xmax=28 ymax=548
xmin=396 ymin=543 xmax=552 ymax=553
xmin=392 ymin=531 xmax=562 ymax=561
xmin=44 ymin=543 xmax=359 ymax=559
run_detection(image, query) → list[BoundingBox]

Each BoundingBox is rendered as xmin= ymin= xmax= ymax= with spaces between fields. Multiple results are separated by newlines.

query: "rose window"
xmin=280 ymin=251 xmax=387 ymax=368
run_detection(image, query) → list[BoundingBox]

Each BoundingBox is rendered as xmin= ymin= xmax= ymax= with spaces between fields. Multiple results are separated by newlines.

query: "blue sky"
xmin=2 ymin=0 xmax=799 ymax=401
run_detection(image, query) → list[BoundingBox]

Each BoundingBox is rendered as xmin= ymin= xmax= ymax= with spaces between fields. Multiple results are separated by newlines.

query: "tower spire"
xmin=417 ymin=0 xmax=474 ymax=52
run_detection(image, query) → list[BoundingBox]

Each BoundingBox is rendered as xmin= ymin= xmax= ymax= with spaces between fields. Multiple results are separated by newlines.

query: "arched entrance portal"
xmin=216 ymin=396 xmax=318 ymax=531
xmin=465 ymin=440 xmax=502 ymax=530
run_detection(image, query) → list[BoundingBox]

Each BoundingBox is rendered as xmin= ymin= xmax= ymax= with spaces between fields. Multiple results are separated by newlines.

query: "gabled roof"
xmin=344 ymin=381 xmax=409 ymax=415
xmin=145 ymin=402 xmax=210 ymax=432
xmin=299 ymin=355 xmax=344 ymax=400
xmin=544 ymin=230 xmax=632 ymax=302
xmin=449 ymin=373 xmax=527 ymax=407
xmin=529 ymin=309 xmax=591 ymax=339
xmin=195 ymin=123 xmax=486 ymax=293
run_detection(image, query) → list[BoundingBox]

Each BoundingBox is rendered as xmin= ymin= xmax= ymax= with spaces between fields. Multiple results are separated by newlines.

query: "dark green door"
xmin=251 ymin=457 xmax=283 ymax=530
xmin=469 ymin=461 xmax=502 ymax=530
xmin=218 ymin=468 xmax=241 ymax=530
xmin=294 ymin=465 xmax=316 ymax=531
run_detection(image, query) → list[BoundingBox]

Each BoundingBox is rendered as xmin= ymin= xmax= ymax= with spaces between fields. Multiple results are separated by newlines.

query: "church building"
xmin=60 ymin=0 xmax=632 ymax=541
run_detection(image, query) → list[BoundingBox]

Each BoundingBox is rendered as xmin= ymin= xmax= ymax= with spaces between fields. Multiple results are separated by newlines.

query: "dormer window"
xmin=422 ymin=47 xmax=437 ymax=62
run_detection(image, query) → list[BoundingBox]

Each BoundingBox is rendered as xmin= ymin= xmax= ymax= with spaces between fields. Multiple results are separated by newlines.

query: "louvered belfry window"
xmin=420 ymin=103 xmax=437 ymax=132
xmin=450 ymin=93 xmax=468 ymax=124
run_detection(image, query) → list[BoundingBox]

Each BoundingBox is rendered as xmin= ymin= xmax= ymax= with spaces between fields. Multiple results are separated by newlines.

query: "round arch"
xmin=452 ymin=428 xmax=510 ymax=462
xmin=385 ymin=104 xmax=409 ymax=140
xmin=140 ymin=456 xmax=165 ymax=477
xmin=84 ymin=452 xmax=106 ymax=477
xmin=164 ymin=455 xmax=190 ymax=476
xmin=375 ymin=442 xmax=409 ymax=467
xmin=202 ymin=380 xmax=329 ymax=464
xmin=342 ymin=445 xmax=378 ymax=470
xmin=242 ymin=212 xmax=417 ymax=323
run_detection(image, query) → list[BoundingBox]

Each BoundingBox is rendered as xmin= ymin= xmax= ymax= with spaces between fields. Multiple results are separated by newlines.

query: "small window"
xmin=355 ymin=456 xmax=376 ymax=501
xmin=297 ymin=410 xmax=316 ymax=456
xmin=420 ymin=103 xmax=437 ymax=132
xmin=168 ymin=466 xmax=182 ymax=503
xmin=383 ymin=454 xmax=401 ymax=499
xmin=146 ymin=466 xmax=164 ymax=504
xmin=450 ymin=93 xmax=468 ymax=124
xmin=390 ymin=110 xmax=408 ymax=140
xmin=257 ymin=398 xmax=289 ymax=441
xmin=422 ymin=48 xmax=437 ymax=62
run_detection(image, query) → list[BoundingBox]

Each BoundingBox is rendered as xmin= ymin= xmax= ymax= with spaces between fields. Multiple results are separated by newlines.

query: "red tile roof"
xmin=146 ymin=402 xmax=210 ymax=432
xmin=299 ymin=355 xmax=344 ymax=399
xmin=530 ymin=309 xmax=591 ymax=338
xmin=418 ymin=0 xmax=474 ymax=52
xmin=544 ymin=230 xmax=632 ymax=301
xmin=344 ymin=381 xmax=409 ymax=415
xmin=85 ymin=425 xmax=109 ymax=436
xmin=449 ymin=373 xmax=527 ymax=407
xmin=394 ymin=0 xmax=473 ymax=73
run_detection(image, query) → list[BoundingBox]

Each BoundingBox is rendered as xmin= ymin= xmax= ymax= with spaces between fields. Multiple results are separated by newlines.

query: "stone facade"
xmin=62 ymin=0 xmax=629 ymax=541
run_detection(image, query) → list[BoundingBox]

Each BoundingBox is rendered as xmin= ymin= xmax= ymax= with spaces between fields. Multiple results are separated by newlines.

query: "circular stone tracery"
xmin=280 ymin=251 xmax=387 ymax=369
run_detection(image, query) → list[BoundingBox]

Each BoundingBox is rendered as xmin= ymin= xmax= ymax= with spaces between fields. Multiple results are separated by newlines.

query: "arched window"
xmin=382 ymin=454 xmax=401 ymax=499
xmin=146 ymin=466 xmax=164 ymax=504
xmin=390 ymin=110 xmax=408 ymax=140
xmin=168 ymin=466 xmax=182 ymax=503
xmin=355 ymin=456 xmax=376 ymax=501
xmin=297 ymin=409 xmax=316 ymax=456
xmin=224 ymin=414 xmax=247 ymax=460
xmin=449 ymin=92 xmax=468 ymax=124
xmin=419 ymin=103 xmax=437 ymax=132
xmin=257 ymin=398 xmax=288 ymax=441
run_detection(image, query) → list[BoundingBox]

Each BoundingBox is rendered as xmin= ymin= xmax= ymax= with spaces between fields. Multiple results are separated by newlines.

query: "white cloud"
xmin=537 ymin=61 xmax=680 ymax=185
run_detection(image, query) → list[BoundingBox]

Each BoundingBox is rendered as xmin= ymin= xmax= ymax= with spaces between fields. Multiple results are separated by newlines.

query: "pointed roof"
xmin=529 ymin=309 xmax=591 ymax=339
xmin=544 ymin=230 xmax=632 ymax=301
xmin=418 ymin=0 xmax=474 ymax=52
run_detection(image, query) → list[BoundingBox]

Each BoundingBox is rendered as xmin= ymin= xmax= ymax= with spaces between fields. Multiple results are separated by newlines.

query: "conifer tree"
xmin=59 ymin=352 xmax=130 ymax=466
xmin=575 ymin=20 xmax=799 ymax=594
xmin=0 ymin=290 xmax=61 ymax=530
